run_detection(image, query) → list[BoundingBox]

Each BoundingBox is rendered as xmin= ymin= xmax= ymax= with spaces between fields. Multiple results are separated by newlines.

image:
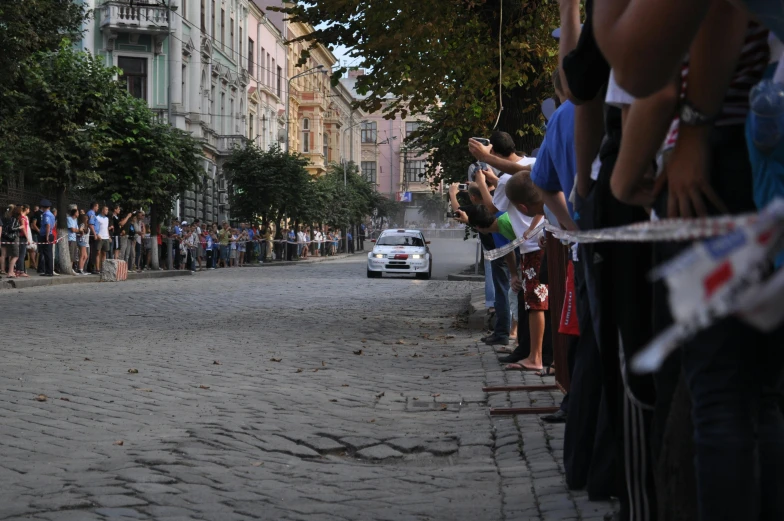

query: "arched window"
xmin=302 ymin=118 xmax=310 ymax=153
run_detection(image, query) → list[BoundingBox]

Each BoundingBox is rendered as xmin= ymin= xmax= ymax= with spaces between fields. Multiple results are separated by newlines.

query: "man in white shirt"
xmin=94 ymin=205 xmax=111 ymax=273
xmin=471 ymin=131 xmax=547 ymax=372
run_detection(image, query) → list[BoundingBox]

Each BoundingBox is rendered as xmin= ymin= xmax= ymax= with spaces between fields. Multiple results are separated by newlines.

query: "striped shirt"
xmin=664 ymin=22 xmax=770 ymax=151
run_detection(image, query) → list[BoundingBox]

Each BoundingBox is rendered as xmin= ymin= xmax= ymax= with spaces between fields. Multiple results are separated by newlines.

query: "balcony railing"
xmin=101 ymin=1 xmax=169 ymax=33
xmin=217 ymin=135 xmax=247 ymax=154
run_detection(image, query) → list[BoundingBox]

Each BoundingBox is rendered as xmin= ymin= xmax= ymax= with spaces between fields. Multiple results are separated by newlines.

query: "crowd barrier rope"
xmin=479 ymin=198 xmax=784 ymax=375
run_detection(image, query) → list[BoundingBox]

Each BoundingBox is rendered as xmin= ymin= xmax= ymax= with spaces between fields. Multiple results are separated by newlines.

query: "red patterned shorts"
xmin=521 ymin=249 xmax=548 ymax=311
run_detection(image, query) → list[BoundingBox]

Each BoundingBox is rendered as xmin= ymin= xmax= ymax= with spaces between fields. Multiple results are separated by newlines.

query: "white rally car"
xmin=367 ymin=229 xmax=432 ymax=279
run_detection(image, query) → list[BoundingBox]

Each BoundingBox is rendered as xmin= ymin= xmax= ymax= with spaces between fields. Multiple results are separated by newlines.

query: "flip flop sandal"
xmin=535 ymin=365 xmax=556 ymax=377
xmin=504 ymin=362 xmax=544 ymax=371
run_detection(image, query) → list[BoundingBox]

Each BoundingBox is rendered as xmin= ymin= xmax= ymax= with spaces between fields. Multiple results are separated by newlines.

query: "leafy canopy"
xmin=279 ymin=0 xmax=559 ymax=183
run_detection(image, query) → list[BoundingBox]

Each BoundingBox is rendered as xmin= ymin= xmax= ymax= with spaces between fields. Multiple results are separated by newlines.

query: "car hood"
xmin=372 ymin=246 xmax=427 ymax=255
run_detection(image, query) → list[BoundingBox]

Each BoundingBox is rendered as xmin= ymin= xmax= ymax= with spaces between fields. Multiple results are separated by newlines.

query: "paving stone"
xmin=94 ymin=507 xmax=147 ymax=519
xmin=355 ymin=444 xmax=404 ymax=461
xmin=426 ymin=441 xmax=459 ymax=456
xmin=386 ymin=437 xmax=426 ymax=453
xmin=299 ymin=436 xmax=346 ymax=454
xmin=92 ymin=494 xmax=149 ymax=508
xmin=339 ymin=436 xmax=381 ymax=452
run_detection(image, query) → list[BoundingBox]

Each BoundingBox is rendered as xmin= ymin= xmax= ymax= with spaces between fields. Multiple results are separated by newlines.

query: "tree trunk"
xmin=55 ymin=184 xmax=73 ymax=275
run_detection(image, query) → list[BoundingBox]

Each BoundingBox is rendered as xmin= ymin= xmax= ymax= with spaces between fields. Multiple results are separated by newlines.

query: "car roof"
xmin=380 ymin=229 xmax=423 ymax=236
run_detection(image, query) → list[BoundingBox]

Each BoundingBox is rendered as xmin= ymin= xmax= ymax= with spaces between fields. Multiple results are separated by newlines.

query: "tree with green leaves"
xmin=223 ymin=143 xmax=313 ymax=237
xmin=12 ymin=41 xmax=125 ymax=273
xmin=418 ymin=192 xmax=449 ymax=224
xmin=95 ymin=94 xmax=204 ymax=269
xmin=0 ymin=0 xmax=88 ymax=174
xmin=278 ymin=0 xmax=559 ymax=184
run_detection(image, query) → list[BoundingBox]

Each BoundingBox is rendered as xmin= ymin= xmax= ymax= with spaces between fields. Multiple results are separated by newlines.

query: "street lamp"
xmin=285 ymin=65 xmax=327 ymax=153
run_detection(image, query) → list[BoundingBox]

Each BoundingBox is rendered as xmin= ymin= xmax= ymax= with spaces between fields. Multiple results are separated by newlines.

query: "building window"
xmin=211 ymin=0 xmax=215 ymax=36
xmin=405 ymin=121 xmax=422 ymax=138
xmin=210 ymin=85 xmax=215 ymax=124
xmin=323 ymin=133 xmax=329 ymax=159
xmin=230 ymin=98 xmax=234 ymax=133
xmin=302 ymin=118 xmax=310 ymax=153
xmin=181 ymin=64 xmax=186 ymax=106
xmin=260 ymin=47 xmax=265 ymax=81
xmin=267 ymin=54 xmax=271 ymax=85
xmin=118 ymin=56 xmax=147 ymax=100
xmin=277 ymin=66 xmax=282 ymax=97
xmin=248 ymin=112 xmax=254 ymax=140
xmin=248 ymin=38 xmax=254 ymax=76
xmin=230 ymin=17 xmax=235 ymax=55
xmin=220 ymin=9 xmax=225 ymax=49
xmin=361 ymin=161 xmax=377 ymax=183
xmin=238 ymin=27 xmax=242 ymax=63
xmin=405 ymin=160 xmax=426 ymax=182
xmin=361 ymin=121 xmax=377 ymax=143
xmin=220 ymin=92 xmax=225 ymax=134
xmin=201 ymin=0 xmax=205 ymax=31
xmin=272 ymin=58 xmax=275 ymax=86
xmin=183 ymin=0 xmax=187 ymax=19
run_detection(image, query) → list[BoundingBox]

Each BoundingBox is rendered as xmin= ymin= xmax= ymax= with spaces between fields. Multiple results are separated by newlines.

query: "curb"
xmin=447 ymin=273 xmax=485 ymax=282
xmin=0 ymin=269 xmax=193 ymax=291
xmin=0 ymin=252 xmax=367 ymax=291
xmin=467 ymin=289 xmax=488 ymax=331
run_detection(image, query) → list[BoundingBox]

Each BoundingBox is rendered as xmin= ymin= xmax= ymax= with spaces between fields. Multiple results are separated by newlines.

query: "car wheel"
xmin=367 ymin=268 xmax=381 ymax=278
xmin=416 ymin=261 xmax=432 ymax=280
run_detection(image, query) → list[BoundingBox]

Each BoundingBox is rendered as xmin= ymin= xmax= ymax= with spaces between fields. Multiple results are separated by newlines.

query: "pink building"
xmin=341 ymin=70 xmax=440 ymax=214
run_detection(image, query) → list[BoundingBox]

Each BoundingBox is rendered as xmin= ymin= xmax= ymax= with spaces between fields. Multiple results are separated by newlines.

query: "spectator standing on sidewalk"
xmin=1 ymin=205 xmax=21 ymax=278
xmin=37 ymin=200 xmax=55 ymax=277
xmin=85 ymin=202 xmax=99 ymax=273
xmin=218 ymin=222 xmax=231 ymax=268
xmin=111 ymin=205 xmax=132 ymax=260
xmin=67 ymin=208 xmax=79 ymax=272
xmin=76 ymin=214 xmax=90 ymax=274
xmin=94 ymin=205 xmax=111 ymax=273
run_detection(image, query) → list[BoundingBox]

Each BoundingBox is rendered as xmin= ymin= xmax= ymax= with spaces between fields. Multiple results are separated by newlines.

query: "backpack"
xmin=1 ymin=217 xmax=19 ymax=242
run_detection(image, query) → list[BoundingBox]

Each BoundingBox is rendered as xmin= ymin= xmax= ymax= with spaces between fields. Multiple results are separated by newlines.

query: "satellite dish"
xmin=541 ymin=98 xmax=557 ymax=121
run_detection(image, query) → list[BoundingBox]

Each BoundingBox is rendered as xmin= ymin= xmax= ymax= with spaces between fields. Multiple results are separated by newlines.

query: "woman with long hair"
xmin=1 ymin=205 xmax=21 ymax=277
xmin=14 ymin=205 xmax=31 ymax=277
xmin=76 ymin=213 xmax=90 ymax=274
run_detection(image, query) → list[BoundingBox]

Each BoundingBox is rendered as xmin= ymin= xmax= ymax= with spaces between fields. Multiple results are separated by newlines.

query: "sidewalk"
xmin=0 ymin=251 xmax=366 ymax=291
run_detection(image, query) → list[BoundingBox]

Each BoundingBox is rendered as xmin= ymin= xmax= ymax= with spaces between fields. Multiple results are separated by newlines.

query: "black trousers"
xmin=38 ymin=235 xmax=54 ymax=275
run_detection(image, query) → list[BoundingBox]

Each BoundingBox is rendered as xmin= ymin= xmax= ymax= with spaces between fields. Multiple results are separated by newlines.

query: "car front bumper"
xmin=367 ymin=255 xmax=430 ymax=274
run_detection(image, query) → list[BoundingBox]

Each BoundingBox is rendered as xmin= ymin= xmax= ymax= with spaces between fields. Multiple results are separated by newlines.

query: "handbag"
xmin=558 ymin=260 xmax=580 ymax=336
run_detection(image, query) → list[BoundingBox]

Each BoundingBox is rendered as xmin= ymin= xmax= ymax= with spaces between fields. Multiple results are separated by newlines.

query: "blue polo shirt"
xmin=40 ymin=210 xmax=55 ymax=237
xmin=247 ymin=228 xmax=254 ymax=240
xmin=530 ymin=100 xmax=576 ymax=218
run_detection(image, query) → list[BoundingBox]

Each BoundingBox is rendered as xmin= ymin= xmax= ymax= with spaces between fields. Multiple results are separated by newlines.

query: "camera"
xmin=457 ymin=183 xmax=468 ymax=191
xmin=471 ymin=137 xmax=490 ymax=146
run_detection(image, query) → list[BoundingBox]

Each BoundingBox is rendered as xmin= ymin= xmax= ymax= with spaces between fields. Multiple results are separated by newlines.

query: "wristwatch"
xmin=679 ymin=99 xmax=716 ymax=127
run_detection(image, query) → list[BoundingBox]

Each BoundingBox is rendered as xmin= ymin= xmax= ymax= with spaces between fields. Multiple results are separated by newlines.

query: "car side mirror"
xmin=426 ymin=241 xmax=431 ymax=244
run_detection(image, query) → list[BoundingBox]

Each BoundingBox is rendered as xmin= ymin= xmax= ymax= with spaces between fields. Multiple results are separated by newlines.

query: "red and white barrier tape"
xmin=0 ymin=236 xmax=66 ymax=245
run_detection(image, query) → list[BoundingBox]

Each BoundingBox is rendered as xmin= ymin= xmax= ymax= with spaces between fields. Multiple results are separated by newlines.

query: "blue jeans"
xmin=683 ymin=318 xmax=784 ymax=521
xmin=483 ymin=258 xmax=495 ymax=308
xmin=490 ymin=257 xmax=510 ymax=339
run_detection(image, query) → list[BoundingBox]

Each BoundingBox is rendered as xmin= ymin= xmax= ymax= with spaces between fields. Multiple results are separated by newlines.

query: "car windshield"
xmin=377 ymin=235 xmax=424 ymax=247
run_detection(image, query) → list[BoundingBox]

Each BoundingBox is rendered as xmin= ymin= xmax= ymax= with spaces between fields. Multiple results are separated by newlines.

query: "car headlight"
xmin=373 ymin=253 xmax=385 ymax=259
xmin=411 ymin=254 xmax=423 ymax=259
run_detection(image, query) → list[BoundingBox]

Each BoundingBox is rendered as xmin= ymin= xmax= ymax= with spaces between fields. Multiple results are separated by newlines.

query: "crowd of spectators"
xmin=0 ymin=200 xmax=368 ymax=276
xmin=449 ymin=1 xmax=784 ymax=520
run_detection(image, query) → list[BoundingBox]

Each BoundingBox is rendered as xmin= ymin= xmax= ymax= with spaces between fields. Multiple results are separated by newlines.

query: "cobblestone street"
xmin=0 ymin=254 xmax=614 ymax=521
